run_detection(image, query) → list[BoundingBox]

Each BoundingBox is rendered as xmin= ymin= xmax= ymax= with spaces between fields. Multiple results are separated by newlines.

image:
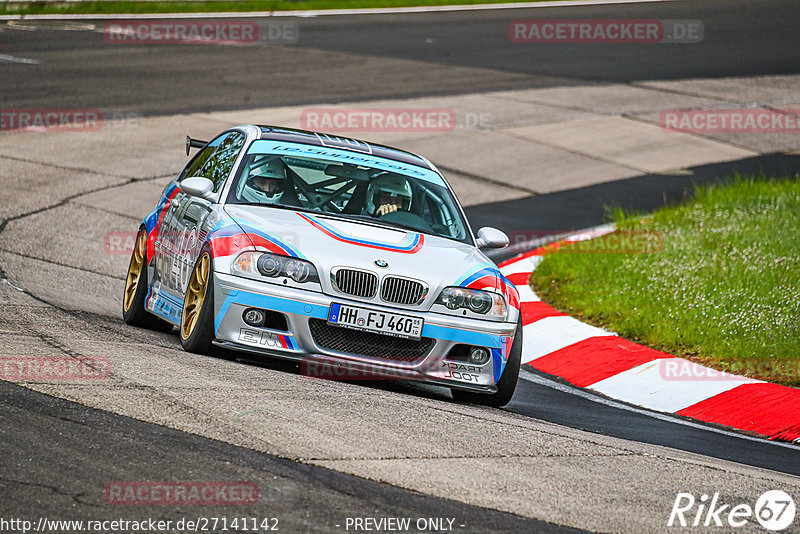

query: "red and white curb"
xmin=499 ymin=226 xmax=800 ymax=443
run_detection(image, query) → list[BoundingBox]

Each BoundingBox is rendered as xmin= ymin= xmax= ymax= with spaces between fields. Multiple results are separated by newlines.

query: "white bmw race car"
xmin=123 ymin=125 xmax=522 ymax=406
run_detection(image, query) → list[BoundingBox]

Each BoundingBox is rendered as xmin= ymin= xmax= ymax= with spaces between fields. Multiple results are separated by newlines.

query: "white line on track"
xmin=0 ymin=53 xmax=40 ymax=64
xmin=518 ymin=368 xmax=800 ymax=450
xmin=0 ymin=0 xmax=678 ymax=20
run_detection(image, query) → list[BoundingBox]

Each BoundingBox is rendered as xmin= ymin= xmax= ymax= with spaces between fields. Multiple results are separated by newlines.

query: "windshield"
xmin=226 ymin=151 xmax=470 ymax=243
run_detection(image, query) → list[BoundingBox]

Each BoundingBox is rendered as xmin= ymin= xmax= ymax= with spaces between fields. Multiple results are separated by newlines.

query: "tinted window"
xmin=201 ymin=132 xmax=246 ymax=192
xmin=178 ymin=131 xmax=246 ymax=193
xmin=227 ymin=153 xmax=470 ymax=243
xmin=179 ymin=136 xmax=222 ymax=181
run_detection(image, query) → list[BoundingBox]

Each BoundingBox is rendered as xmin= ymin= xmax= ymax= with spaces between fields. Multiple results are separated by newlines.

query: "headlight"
xmin=232 ymin=251 xmax=320 ymax=284
xmin=280 ymin=258 xmax=316 ymax=283
xmin=257 ymin=254 xmax=282 ymax=277
xmin=435 ymin=287 xmax=506 ymax=318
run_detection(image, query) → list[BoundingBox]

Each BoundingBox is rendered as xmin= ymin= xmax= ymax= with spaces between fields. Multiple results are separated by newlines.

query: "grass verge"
xmin=531 ymin=175 xmax=800 ymax=386
xmin=0 ymin=0 xmax=551 ymax=16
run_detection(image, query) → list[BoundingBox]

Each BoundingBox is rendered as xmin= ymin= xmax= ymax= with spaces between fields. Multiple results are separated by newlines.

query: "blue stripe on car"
xmin=455 ymin=266 xmax=499 ymax=288
xmin=237 ymin=223 xmax=305 ymax=259
xmin=491 ymin=348 xmax=504 ymax=381
xmin=214 ymin=290 xmax=329 ymax=334
xmin=300 ymin=213 xmax=421 ymax=253
xmin=215 ymin=290 xmax=503 ymax=349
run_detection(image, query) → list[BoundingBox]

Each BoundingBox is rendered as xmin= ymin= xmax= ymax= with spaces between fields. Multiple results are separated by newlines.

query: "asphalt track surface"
xmin=1 ymin=0 xmax=798 ymax=115
xmin=0 ymin=380 xmax=575 ymax=533
xmin=508 ymin=376 xmax=800 ymax=477
xmin=2 ymin=0 xmax=800 ymax=530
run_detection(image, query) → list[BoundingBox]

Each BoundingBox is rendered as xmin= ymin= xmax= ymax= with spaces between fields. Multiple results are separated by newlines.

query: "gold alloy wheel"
xmin=123 ymin=231 xmax=146 ymax=312
xmin=181 ymin=253 xmax=210 ymax=340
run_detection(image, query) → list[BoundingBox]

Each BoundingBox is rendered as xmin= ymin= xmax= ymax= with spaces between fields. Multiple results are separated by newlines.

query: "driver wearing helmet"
xmin=242 ymin=159 xmax=287 ymax=203
xmin=367 ymin=175 xmax=412 ymax=217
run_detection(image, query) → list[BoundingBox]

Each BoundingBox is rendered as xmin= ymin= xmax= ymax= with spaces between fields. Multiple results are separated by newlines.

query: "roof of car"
xmin=256 ymin=125 xmax=435 ymax=170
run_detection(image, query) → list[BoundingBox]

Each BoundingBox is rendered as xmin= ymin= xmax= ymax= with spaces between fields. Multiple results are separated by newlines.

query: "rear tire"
xmin=180 ymin=250 xmax=215 ymax=354
xmin=451 ymin=317 xmax=522 ymax=408
xmin=122 ymin=229 xmax=174 ymax=332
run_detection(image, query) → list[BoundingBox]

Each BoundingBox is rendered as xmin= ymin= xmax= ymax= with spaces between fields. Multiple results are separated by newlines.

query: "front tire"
xmin=122 ymin=229 xmax=173 ymax=332
xmin=180 ymin=251 xmax=215 ymax=354
xmin=451 ymin=318 xmax=522 ymax=408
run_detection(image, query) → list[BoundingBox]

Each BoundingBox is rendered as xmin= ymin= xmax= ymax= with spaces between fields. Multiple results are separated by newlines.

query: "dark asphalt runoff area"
xmin=2 ymin=0 xmax=800 ymax=529
xmin=1 ymin=0 xmax=798 ymax=115
xmin=0 ymin=380 xmax=583 ymax=533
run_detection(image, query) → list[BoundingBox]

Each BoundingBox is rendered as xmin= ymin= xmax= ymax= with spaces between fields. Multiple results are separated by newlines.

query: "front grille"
xmin=381 ymin=276 xmax=427 ymax=305
xmin=332 ymin=268 xmax=378 ymax=299
xmin=309 ymin=319 xmax=433 ymax=363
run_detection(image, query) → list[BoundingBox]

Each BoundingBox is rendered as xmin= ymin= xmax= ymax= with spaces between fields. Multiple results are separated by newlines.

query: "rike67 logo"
xmin=668 ymin=490 xmax=796 ymax=531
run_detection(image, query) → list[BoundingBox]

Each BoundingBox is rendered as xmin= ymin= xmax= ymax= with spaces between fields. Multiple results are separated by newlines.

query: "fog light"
xmin=243 ymin=308 xmax=265 ymax=327
xmin=468 ymin=346 xmax=490 ymax=365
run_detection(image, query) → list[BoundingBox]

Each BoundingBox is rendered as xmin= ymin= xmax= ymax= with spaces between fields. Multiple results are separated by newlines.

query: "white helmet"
xmin=367 ymin=174 xmax=412 ymax=214
xmin=252 ymin=159 xmax=286 ymax=180
xmin=248 ymin=159 xmax=286 ymax=198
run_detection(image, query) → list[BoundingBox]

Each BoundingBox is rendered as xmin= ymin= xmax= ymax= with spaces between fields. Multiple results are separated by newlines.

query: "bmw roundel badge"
xmin=374 ymin=259 xmax=389 ymax=268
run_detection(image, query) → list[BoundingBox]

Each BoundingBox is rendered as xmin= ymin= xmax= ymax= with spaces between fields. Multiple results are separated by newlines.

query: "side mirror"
xmin=476 ymin=227 xmax=509 ymax=249
xmin=180 ymin=176 xmax=215 ymax=200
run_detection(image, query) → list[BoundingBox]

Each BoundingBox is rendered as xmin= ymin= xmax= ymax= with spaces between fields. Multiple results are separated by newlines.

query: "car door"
xmin=151 ymin=131 xmax=246 ymax=321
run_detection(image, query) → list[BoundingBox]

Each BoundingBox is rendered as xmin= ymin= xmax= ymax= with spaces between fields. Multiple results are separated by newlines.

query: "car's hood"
xmin=223 ymin=205 xmax=510 ymax=310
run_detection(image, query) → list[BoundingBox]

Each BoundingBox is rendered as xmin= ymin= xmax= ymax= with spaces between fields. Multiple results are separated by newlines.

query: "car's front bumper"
xmin=212 ymin=272 xmax=517 ymax=392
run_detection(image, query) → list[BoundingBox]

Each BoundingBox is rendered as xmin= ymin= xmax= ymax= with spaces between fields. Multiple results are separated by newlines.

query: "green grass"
xmin=0 ymin=0 xmax=552 ymax=16
xmin=532 ymin=175 xmax=800 ymax=386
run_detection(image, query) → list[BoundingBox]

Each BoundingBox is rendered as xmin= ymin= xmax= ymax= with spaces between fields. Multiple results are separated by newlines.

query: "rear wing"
xmin=185 ymin=136 xmax=209 ymax=156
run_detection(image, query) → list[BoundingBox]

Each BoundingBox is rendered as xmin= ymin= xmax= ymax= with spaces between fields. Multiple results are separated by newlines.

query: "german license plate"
xmin=328 ymin=303 xmax=423 ymax=340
